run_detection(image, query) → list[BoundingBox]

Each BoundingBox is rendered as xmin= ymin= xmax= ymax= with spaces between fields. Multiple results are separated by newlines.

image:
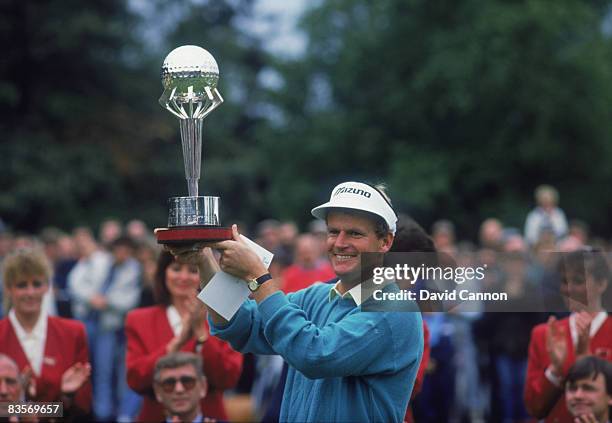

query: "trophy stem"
xmin=187 ymin=178 xmax=198 ymax=199
xmin=179 ymin=117 xmax=204 ymax=197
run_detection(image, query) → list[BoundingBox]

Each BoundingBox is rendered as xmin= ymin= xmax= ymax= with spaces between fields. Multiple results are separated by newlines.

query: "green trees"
xmin=0 ymin=0 xmax=144 ymax=228
xmin=264 ymin=0 xmax=612 ymax=236
xmin=0 ymin=0 xmax=269 ymax=230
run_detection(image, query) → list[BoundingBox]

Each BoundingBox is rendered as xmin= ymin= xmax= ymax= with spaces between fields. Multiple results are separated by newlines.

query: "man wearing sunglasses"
xmin=154 ymin=352 xmax=217 ymax=423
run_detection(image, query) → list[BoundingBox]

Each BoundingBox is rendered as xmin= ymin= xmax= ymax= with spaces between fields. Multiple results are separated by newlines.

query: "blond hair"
xmin=2 ymin=248 xmax=52 ymax=311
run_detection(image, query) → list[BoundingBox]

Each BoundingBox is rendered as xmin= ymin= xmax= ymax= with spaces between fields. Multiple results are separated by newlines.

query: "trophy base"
xmin=169 ymin=196 xmax=221 ymax=226
xmin=158 ymin=195 xmax=231 ymax=245
xmin=155 ymin=226 xmax=232 ymax=245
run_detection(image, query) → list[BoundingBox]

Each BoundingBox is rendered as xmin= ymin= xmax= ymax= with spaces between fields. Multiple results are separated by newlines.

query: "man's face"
xmin=154 ymin=365 xmax=206 ymax=418
xmin=326 ymin=211 xmax=392 ymax=279
xmin=566 ymin=373 xmax=612 ymax=422
xmin=0 ymin=360 xmax=22 ymax=401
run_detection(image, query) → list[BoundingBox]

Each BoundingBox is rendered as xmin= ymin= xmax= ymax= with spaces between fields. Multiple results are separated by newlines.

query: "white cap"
xmin=311 ymin=182 xmax=397 ymax=234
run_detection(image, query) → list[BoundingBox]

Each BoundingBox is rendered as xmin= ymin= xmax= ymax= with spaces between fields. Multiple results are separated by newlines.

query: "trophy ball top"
xmin=161 ymin=45 xmax=219 ymax=92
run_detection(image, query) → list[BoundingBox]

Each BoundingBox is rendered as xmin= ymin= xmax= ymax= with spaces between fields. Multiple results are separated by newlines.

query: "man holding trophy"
xmin=156 ymin=45 xmax=423 ymax=422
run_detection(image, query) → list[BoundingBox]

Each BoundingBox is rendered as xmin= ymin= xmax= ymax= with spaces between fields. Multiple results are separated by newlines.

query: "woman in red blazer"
xmin=525 ymin=249 xmax=612 ymax=422
xmin=126 ymin=250 xmax=243 ymax=422
xmin=0 ymin=248 xmax=92 ymax=420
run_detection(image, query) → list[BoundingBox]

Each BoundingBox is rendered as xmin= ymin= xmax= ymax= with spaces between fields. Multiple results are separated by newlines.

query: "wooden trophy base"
xmin=155 ymin=226 xmax=232 ymax=245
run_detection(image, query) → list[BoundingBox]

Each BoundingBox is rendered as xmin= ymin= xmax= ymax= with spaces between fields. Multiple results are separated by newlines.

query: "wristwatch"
xmin=248 ymin=273 xmax=273 ymax=292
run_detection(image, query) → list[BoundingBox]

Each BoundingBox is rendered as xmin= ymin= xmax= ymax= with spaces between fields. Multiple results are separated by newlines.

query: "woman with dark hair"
xmin=125 ymin=250 xmax=243 ymax=421
xmin=525 ymin=248 xmax=612 ymax=422
xmin=385 ymin=215 xmax=434 ymax=423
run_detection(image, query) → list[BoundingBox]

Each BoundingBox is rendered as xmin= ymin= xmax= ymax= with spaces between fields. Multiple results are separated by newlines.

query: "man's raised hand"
xmin=211 ymin=225 xmax=268 ymax=281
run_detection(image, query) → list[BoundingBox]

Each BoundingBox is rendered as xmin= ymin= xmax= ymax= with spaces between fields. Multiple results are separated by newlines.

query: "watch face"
xmin=248 ymin=280 xmax=259 ymax=291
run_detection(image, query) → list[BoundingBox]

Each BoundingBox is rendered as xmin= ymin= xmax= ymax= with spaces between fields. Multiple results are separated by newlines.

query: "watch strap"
xmin=248 ymin=273 xmax=272 ymax=292
xmin=256 ymin=273 xmax=273 ymax=285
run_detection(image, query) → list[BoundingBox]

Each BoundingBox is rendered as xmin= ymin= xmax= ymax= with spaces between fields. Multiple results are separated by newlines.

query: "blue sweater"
xmin=210 ymin=282 xmax=423 ymax=422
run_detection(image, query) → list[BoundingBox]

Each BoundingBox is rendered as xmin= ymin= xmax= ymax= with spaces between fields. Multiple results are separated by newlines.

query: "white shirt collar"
xmin=569 ymin=311 xmax=608 ymax=346
xmin=328 ymin=278 xmax=396 ymax=306
xmin=166 ymin=305 xmax=183 ymax=337
xmin=329 ymin=280 xmax=362 ymax=305
xmin=8 ymin=309 xmax=47 ymax=376
xmin=345 ymin=283 xmax=362 ymax=306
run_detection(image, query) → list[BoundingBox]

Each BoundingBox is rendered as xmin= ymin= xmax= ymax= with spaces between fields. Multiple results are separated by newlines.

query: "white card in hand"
xmin=197 ymin=234 xmax=274 ymax=321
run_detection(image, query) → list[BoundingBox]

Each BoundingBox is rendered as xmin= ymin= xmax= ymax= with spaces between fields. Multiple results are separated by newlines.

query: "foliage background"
xmin=1 ymin=0 xmax=611 ymax=239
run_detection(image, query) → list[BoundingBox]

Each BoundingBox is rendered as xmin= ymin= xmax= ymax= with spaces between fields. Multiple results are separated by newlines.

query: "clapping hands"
xmin=574 ymin=311 xmax=593 ymax=357
xmin=546 ymin=312 xmax=594 ymax=378
xmin=168 ymin=296 xmax=209 ymax=353
xmin=180 ymin=296 xmax=209 ymax=342
xmin=61 ymin=362 xmax=91 ymax=395
xmin=546 ymin=316 xmax=567 ymax=376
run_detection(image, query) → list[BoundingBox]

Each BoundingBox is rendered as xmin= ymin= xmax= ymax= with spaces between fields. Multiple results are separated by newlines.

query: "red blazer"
xmin=524 ymin=316 xmax=612 ymax=422
xmin=0 ymin=316 xmax=92 ymax=416
xmin=125 ymin=305 xmax=243 ymax=422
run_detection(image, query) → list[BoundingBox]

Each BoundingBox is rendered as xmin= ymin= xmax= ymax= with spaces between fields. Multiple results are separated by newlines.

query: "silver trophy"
xmin=155 ymin=45 xmax=232 ymax=245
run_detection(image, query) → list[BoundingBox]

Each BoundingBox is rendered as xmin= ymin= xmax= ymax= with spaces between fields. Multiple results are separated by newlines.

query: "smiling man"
xmin=205 ymin=181 xmax=423 ymax=422
xmin=154 ymin=352 xmax=210 ymax=423
xmin=565 ymin=355 xmax=612 ymax=423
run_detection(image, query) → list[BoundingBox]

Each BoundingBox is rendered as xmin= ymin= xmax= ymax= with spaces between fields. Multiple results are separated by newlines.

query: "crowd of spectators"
xmin=0 ymin=184 xmax=611 ymax=422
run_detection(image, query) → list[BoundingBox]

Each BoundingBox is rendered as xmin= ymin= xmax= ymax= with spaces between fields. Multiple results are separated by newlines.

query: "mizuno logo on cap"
xmin=333 ymin=186 xmax=372 ymax=198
